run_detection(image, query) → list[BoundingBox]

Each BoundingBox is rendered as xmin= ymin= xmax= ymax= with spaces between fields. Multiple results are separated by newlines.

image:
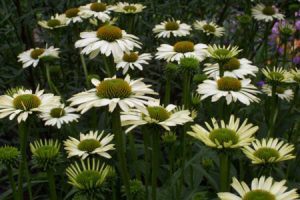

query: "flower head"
xmin=18 ymin=46 xmax=59 ymax=68
xmin=79 ymin=2 xmax=112 ymax=22
xmin=193 ymin=20 xmax=224 ymax=37
xmin=252 ymin=4 xmax=285 ymax=22
xmin=207 ymin=45 xmax=241 ymax=62
xmin=243 ymin=138 xmax=295 ymax=164
xmin=75 ymin=25 xmax=141 ymax=59
xmin=64 ymin=131 xmax=115 ymax=160
xmin=64 ymin=7 xmax=83 ymax=24
xmin=262 ymin=67 xmax=291 ymax=84
xmin=0 ymin=146 xmax=19 ymax=167
xmin=68 ymin=75 xmax=156 ymax=113
xmin=218 ymin=176 xmax=299 ymax=200
xmin=38 ymin=14 xmax=67 ymax=29
xmin=112 ymin=2 xmax=145 ymax=14
xmin=188 ymin=115 xmax=258 ymax=149
xmin=153 ymin=20 xmax=191 ymax=38
xmin=262 ymin=84 xmax=294 ymax=102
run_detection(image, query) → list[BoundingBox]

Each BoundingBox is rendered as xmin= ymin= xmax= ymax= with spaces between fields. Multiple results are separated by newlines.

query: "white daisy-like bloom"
xmin=218 ymin=176 xmax=299 ymax=200
xmin=64 ymin=7 xmax=83 ymax=24
xmin=64 ymin=131 xmax=115 ymax=160
xmin=79 ymin=2 xmax=112 ymax=22
xmin=115 ymin=51 xmax=152 ymax=74
xmin=197 ymin=76 xmax=260 ymax=105
xmin=152 ymin=20 xmax=191 ymax=38
xmin=156 ymin=41 xmax=207 ymax=62
xmin=75 ymin=25 xmax=141 ymax=59
xmin=207 ymin=44 xmax=242 ymax=61
xmin=18 ymin=46 xmax=59 ymax=68
xmin=251 ymin=4 xmax=285 ymax=22
xmin=112 ymin=2 xmax=145 ymax=14
xmin=38 ymin=14 xmax=67 ymax=29
xmin=188 ymin=115 xmax=258 ymax=149
xmin=203 ymin=58 xmax=258 ymax=78
xmin=243 ymin=138 xmax=295 ymax=164
xmin=262 ymin=67 xmax=292 ymax=84
xmin=121 ymin=99 xmax=193 ymax=132
xmin=0 ymin=88 xmax=60 ymax=123
xmin=68 ymin=75 xmax=157 ymax=113
xmin=193 ymin=20 xmax=225 ymax=37
xmin=262 ymin=84 xmax=294 ymax=102
xmin=39 ymin=104 xmax=80 ymax=129
xmin=289 ymin=68 xmax=300 ymax=83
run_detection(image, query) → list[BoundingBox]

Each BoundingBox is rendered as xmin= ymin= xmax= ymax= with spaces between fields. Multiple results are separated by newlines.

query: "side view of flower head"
xmin=252 ymin=4 xmax=285 ymax=22
xmin=262 ymin=84 xmax=294 ymax=102
xmin=153 ymin=19 xmax=192 ymax=38
xmin=112 ymin=2 xmax=146 ymax=14
xmin=78 ymin=2 xmax=112 ymax=22
xmin=218 ymin=176 xmax=299 ymax=200
xmin=68 ymin=75 xmax=157 ymax=113
xmin=188 ymin=115 xmax=258 ymax=149
xmin=121 ymin=99 xmax=193 ymax=132
xmin=38 ymin=14 xmax=67 ymax=29
xmin=64 ymin=130 xmax=115 ymax=160
xmin=193 ymin=20 xmax=225 ymax=37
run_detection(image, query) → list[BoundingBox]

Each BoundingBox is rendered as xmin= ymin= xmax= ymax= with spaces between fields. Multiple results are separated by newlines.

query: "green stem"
xmin=45 ymin=63 xmax=62 ymax=97
xmin=151 ymin=128 xmax=160 ymax=200
xmin=128 ymin=133 xmax=141 ymax=180
xmin=182 ymin=71 xmax=191 ymax=108
xmin=263 ymin=23 xmax=270 ymax=63
xmin=164 ymin=75 xmax=171 ymax=105
xmin=143 ymin=128 xmax=150 ymax=200
xmin=47 ymin=170 xmax=57 ymax=200
xmin=219 ymin=152 xmax=230 ymax=192
xmin=267 ymin=84 xmax=278 ymax=138
xmin=79 ymin=50 xmax=90 ymax=88
xmin=282 ymin=42 xmax=288 ymax=68
xmin=127 ymin=15 xmax=135 ymax=34
xmin=112 ymin=107 xmax=131 ymax=200
xmin=102 ymin=55 xmax=115 ymax=77
xmin=17 ymin=121 xmax=32 ymax=200
xmin=7 ymin=166 xmax=18 ymax=200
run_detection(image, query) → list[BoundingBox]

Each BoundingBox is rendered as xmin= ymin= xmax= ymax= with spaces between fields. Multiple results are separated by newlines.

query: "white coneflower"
xmin=153 ymin=20 xmax=191 ymax=38
xmin=18 ymin=46 xmax=59 ymax=68
xmin=112 ymin=2 xmax=145 ymax=14
xmin=262 ymin=67 xmax=292 ymax=84
xmin=243 ymin=138 xmax=295 ymax=164
xmin=39 ymin=104 xmax=80 ymax=129
xmin=0 ymin=88 xmax=60 ymax=123
xmin=79 ymin=2 xmax=112 ymax=22
xmin=197 ymin=76 xmax=260 ymax=105
xmin=156 ymin=41 xmax=207 ymax=62
xmin=218 ymin=176 xmax=299 ymax=200
xmin=188 ymin=115 xmax=258 ymax=149
xmin=193 ymin=20 xmax=225 ymax=37
xmin=204 ymin=58 xmax=258 ymax=78
xmin=68 ymin=75 xmax=157 ymax=113
xmin=75 ymin=25 xmax=141 ymax=59
xmin=262 ymin=84 xmax=294 ymax=102
xmin=252 ymin=4 xmax=285 ymax=22
xmin=121 ymin=100 xmax=193 ymax=132
xmin=64 ymin=131 xmax=115 ymax=160
xmin=38 ymin=14 xmax=67 ymax=29
xmin=64 ymin=7 xmax=83 ymax=24
xmin=207 ymin=45 xmax=241 ymax=61
xmin=115 ymin=51 xmax=152 ymax=74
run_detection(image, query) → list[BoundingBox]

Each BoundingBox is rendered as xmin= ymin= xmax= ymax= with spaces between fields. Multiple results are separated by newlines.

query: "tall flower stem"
xmin=219 ymin=152 xmax=230 ymax=192
xmin=151 ymin=128 xmax=160 ymax=200
xmin=7 ymin=166 xmax=17 ymax=200
xmin=79 ymin=50 xmax=90 ymax=88
xmin=143 ymin=128 xmax=151 ymax=200
xmin=45 ymin=63 xmax=62 ymax=97
xmin=102 ymin=55 xmax=116 ymax=77
xmin=111 ymin=107 xmax=131 ymax=200
xmin=267 ymin=84 xmax=279 ymax=138
xmin=17 ymin=121 xmax=32 ymax=200
xmin=282 ymin=41 xmax=288 ymax=68
xmin=182 ymin=71 xmax=191 ymax=107
xmin=128 ymin=133 xmax=141 ymax=180
xmin=46 ymin=169 xmax=57 ymax=200
xmin=164 ymin=74 xmax=171 ymax=105
xmin=127 ymin=15 xmax=135 ymax=34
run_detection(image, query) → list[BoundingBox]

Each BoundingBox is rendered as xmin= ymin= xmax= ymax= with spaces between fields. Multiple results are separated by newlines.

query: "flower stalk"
xmin=267 ymin=84 xmax=279 ymax=138
xmin=151 ymin=128 xmax=160 ymax=200
xmin=7 ymin=167 xmax=18 ymax=200
xmin=219 ymin=152 xmax=230 ymax=192
xmin=79 ymin=49 xmax=90 ymax=88
xmin=46 ymin=169 xmax=57 ymax=200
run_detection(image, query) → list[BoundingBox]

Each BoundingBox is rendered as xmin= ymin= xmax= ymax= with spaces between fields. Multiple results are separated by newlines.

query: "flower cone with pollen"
xmin=96 ymin=25 xmax=123 ymax=42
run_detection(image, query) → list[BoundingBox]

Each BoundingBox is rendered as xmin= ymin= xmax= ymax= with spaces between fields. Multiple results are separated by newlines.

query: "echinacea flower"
xmin=114 ymin=51 xmax=152 ymax=74
xmin=156 ymin=41 xmax=207 ymax=62
xmin=153 ymin=20 xmax=191 ymax=38
xmin=262 ymin=84 xmax=294 ymax=102
xmin=112 ymin=2 xmax=145 ymax=14
xmin=262 ymin=67 xmax=291 ymax=84
xmin=243 ymin=138 xmax=295 ymax=164
xmin=0 ymin=88 xmax=60 ymax=123
xmin=18 ymin=46 xmax=59 ymax=68
xmin=64 ymin=7 xmax=83 ymax=24
xmin=75 ymin=25 xmax=141 ymax=59
xmin=188 ymin=115 xmax=258 ymax=149
xmin=66 ymin=158 xmax=113 ymax=190
xmin=0 ymin=146 xmax=19 ymax=167
xmin=193 ymin=20 xmax=225 ymax=37
xmin=68 ymin=75 xmax=156 ymax=113
xmin=207 ymin=45 xmax=241 ymax=62
xmin=197 ymin=76 xmax=260 ymax=105
xmin=218 ymin=176 xmax=299 ymax=200
xmin=64 ymin=131 xmax=115 ymax=160
xmin=121 ymin=100 xmax=193 ymax=132
xmin=251 ymin=4 xmax=285 ymax=22
xmin=203 ymin=58 xmax=258 ymax=78
xmin=39 ymin=104 xmax=80 ymax=129
xmin=79 ymin=2 xmax=112 ymax=22
xmin=38 ymin=14 xmax=67 ymax=29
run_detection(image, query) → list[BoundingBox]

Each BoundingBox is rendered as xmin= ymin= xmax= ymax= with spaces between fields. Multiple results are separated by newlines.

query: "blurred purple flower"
xmin=257 ymin=81 xmax=265 ymax=87
xmin=277 ymin=47 xmax=284 ymax=55
xmin=293 ymin=57 xmax=300 ymax=64
xmin=296 ymin=20 xmax=300 ymax=30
